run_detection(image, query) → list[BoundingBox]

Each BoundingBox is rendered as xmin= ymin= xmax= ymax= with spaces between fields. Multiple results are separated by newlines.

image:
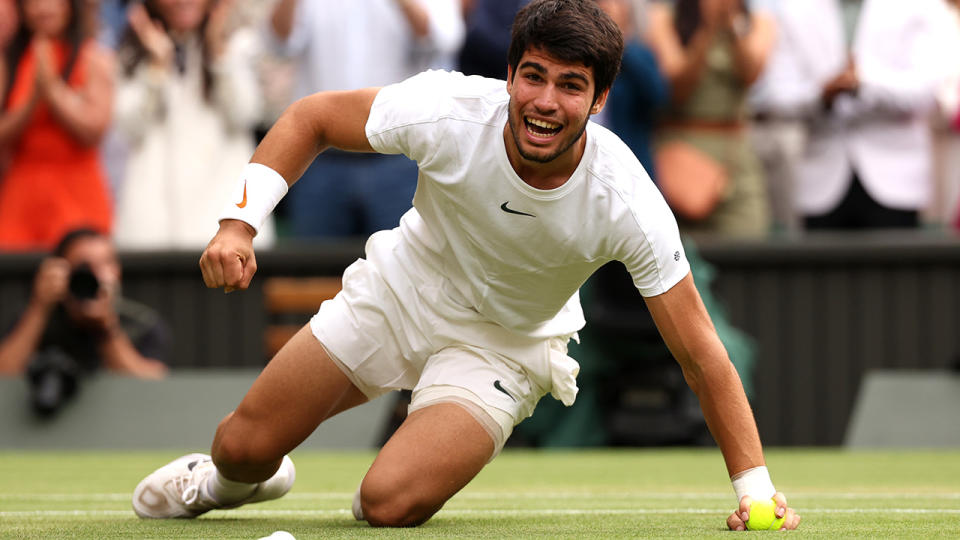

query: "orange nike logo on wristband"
xmin=236 ymin=181 xmax=248 ymax=208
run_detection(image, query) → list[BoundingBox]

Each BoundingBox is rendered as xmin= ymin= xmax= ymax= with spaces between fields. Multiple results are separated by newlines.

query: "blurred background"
xmin=2 ymin=0 xmax=959 ymax=452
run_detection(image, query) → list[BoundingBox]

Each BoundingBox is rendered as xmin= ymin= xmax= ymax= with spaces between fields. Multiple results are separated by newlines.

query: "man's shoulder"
xmin=386 ymin=70 xmax=508 ymax=109
xmin=587 ymin=123 xmax=652 ymax=184
xmin=584 ymin=123 xmax=668 ymax=214
xmin=370 ymin=70 xmax=508 ymax=139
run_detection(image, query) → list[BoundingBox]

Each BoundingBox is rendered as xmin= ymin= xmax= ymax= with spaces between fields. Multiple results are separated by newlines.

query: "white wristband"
xmin=218 ymin=163 xmax=289 ymax=235
xmin=731 ymin=466 xmax=776 ymax=502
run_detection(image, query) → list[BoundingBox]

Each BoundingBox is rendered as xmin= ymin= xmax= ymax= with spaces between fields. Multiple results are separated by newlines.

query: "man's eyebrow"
xmin=518 ymin=61 xmax=590 ymax=85
xmin=558 ymin=72 xmax=589 ymax=85
xmin=518 ymin=61 xmax=546 ymax=73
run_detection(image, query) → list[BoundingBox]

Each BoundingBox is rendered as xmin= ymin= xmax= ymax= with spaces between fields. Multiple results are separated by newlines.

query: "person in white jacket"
xmin=795 ymin=0 xmax=955 ymax=229
xmin=112 ymin=0 xmax=272 ymax=249
xmin=267 ymin=0 xmax=465 ymax=239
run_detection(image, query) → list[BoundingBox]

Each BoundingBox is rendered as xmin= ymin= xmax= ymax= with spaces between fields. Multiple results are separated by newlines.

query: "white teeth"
xmin=526 ymin=117 xmax=561 ymax=130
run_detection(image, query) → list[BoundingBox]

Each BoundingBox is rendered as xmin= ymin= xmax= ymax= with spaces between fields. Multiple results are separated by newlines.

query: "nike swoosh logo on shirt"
xmin=500 ymin=202 xmax=536 ymax=217
xmin=236 ymin=181 xmax=248 ymax=208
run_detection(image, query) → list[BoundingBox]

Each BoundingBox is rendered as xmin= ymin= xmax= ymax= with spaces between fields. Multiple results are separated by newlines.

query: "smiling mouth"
xmin=524 ymin=116 xmax=562 ymax=139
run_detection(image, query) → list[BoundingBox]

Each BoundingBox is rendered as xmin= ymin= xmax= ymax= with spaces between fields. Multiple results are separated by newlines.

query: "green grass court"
xmin=2 ymin=449 xmax=959 ymax=538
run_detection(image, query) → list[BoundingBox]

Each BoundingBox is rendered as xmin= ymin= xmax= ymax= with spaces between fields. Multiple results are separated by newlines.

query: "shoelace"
xmin=176 ymin=461 xmax=211 ymax=506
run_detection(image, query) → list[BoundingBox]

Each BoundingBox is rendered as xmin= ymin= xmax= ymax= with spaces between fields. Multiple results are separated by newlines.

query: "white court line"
xmin=3 ymin=508 xmax=960 ymax=518
xmin=5 ymin=491 xmax=960 ymax=501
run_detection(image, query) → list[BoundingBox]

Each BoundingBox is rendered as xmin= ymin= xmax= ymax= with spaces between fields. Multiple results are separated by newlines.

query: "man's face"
xmin=505 ymin=48 xmax=607 ymax=165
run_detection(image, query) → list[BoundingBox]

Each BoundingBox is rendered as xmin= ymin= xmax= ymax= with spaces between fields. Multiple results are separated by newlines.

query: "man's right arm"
xmin=250 ymin=87 xmax=380 ymax=185
xmin=200 ymin=87 xmax=381 ymax=292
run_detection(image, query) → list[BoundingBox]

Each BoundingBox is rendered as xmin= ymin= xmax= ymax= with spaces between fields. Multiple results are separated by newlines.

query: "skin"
xmin=821 ymin=56 xmax=859 ymax=108
xmin=504 ymin=48 xmax=608 ymax=189
xmin=0 ymin=0 xmax=114 ymax=148
xmin=198 ymin=46 xmax=798 ymax=529
xmin=596 ymin=0 xmax=632 ymax=37
xmin=645 ymin=0 xmax=776 ymax=105
xmin=0 ymin=0 xmax=18 ymax=49
xmin=0 ymin=236 xmax=168 ymax=379
xmin=128 ymin=0 xmax=234 ymax=68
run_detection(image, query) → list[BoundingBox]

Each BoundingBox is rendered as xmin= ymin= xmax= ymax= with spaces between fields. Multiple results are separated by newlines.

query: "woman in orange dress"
xmin=0 ymin=0 xmax=114 ymax=251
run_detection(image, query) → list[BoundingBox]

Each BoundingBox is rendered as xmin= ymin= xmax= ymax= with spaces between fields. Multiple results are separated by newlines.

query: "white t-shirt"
xmin=365 ymin=70 xmax=690 ymax=339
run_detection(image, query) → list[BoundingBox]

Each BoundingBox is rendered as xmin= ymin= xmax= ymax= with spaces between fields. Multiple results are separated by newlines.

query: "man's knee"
xmin=211 ymin=411 xmax=282 ymax=470
xmin=359 ymin=476 xmax=440 ymax=527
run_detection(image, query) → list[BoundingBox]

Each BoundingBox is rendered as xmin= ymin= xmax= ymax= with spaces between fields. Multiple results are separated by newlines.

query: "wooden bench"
xmin=263 ymin=276 xmax=342 ymax=358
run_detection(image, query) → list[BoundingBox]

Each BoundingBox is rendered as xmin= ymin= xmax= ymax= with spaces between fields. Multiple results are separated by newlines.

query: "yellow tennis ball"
xmin=746 ymin=498 xmax=785 ymax=531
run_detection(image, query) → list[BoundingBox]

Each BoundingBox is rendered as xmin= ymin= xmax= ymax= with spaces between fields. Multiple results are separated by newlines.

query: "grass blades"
xmin=1 ymin=449 xmax=959 ymax=539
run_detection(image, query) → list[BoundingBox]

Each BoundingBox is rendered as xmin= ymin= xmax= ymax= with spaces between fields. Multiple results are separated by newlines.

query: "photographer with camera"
xmin=0 ymin=228 xmax=169 ymax=415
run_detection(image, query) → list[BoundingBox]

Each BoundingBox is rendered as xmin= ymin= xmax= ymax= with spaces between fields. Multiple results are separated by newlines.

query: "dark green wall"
xmin=2 ymin=231 xmax=959 ymax=445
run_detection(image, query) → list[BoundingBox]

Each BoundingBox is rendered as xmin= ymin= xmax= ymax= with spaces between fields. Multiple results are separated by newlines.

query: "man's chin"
xmin=517 ymin=144 xmax=561 ymax=164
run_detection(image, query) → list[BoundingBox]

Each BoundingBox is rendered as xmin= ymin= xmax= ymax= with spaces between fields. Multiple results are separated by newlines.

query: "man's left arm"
xmin=644 ymin=273 xmax=800 ymax=530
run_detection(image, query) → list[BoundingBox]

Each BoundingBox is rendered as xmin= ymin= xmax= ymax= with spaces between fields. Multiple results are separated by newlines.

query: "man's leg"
xmin=133 ymin=325 xmax=368 ymax=518
xmin=358 ymin=402 xmax=495 ymax=527
xmin=211 ymin=324 xmax=368 ymax=482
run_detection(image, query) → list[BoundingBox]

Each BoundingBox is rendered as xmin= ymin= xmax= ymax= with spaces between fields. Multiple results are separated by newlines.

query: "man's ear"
xmin=590 ymin=87 xmax=611 ymax=115
xmin=506 ymin=64 xmax=514 ymax=91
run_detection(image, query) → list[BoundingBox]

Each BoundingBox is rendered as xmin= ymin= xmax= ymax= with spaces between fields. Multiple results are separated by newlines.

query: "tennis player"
xmin=132 ymin=0 xmax=799 ymax=530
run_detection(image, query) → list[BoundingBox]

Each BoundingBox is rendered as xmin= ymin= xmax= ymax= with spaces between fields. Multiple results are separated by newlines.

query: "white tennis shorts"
xmin=310 ymin=249 xmax=574 ymax=455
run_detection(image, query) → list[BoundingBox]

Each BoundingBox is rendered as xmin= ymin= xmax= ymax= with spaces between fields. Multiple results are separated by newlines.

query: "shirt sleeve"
xmin=365 ymin=70 xmax=460 ymax=165
xmin=614 ymin=182 xmax=690 ymax=297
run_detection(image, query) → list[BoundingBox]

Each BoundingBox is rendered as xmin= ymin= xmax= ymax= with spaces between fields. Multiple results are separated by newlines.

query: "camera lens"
xmin=68 ymin=264 xmax=100 ymax=300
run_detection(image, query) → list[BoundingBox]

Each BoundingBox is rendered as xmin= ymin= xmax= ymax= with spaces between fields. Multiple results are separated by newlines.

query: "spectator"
xmin=0 ymin=0 xmax=114 ymax=251
xmin=112 ymin=0 xmax=270 ymax=250
xmin=0 ymin=0 xmax=17 ymax=174
xmin=0 ymin=228 xmax=169 ymax=416
xmin=796 ymin=0 xmax=954 ymax=230
xmin=646 ymin=0 xmax=775 ymax=237
xmin=747 ymin=0 xmax=822 ymax=235
xmin=932 ymin=0 xmax=960 ymax=229
xmin=0 ymin=0 xmax=17 ymax=50
xmin=267 ymin=0 xmax=465 ymax=239
xmin=457 ymin=0 xmax=528 ymax=80
xmin=598 ymin=0 xmax=669 ymax=177
xmin=93 ymin=0 xmax=130 ymax=48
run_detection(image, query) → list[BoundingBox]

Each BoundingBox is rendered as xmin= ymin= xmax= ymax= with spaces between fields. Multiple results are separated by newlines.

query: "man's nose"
xmin=533 ymin=85 xmax=560 ymax=112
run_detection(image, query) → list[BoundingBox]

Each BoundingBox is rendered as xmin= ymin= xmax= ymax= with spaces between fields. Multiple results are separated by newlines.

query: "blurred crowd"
xmin=2 ymin=0 xmax=960 ymax=253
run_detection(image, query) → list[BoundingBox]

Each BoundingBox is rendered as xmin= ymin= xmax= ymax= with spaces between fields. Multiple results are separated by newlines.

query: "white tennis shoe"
xmin=132 ymin=453 xmax=296 ymax=519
